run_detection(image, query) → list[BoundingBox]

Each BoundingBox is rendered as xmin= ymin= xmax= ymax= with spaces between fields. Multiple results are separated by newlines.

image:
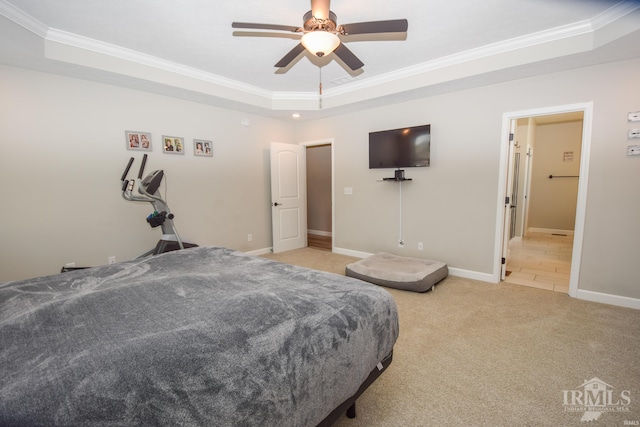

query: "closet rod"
xmin=548 ymin=174 xmax=579 ymax=179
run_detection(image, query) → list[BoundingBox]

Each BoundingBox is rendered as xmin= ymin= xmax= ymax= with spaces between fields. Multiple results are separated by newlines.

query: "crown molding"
xmin=325 ymin=19 xmax=598 ymax=98
xmin=591 ymin=0 xmax=640 ymax=29
xmin=0 ymin=0 xmax=47 ymax=37
xmin=45 ymin=27 xmax=273 ymax=99
xmin=320 ymin=1 xmax=640 ymax=103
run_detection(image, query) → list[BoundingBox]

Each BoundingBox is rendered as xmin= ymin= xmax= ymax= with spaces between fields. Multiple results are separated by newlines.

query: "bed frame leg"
xmin=346 ymin=403 xmax=356 ymax=418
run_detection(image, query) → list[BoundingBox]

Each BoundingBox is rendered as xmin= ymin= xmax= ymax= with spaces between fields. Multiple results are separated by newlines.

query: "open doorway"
xmin=304 ymin=140 xmax=334 ymax=251
xmin=505 ymin=113 xmax=583 ymax=293
xmin=496 ymin=103 xmax=593 ymax=298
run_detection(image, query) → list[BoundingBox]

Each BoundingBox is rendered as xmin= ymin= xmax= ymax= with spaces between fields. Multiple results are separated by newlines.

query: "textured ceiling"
xmin=1 ymin=0 xmax=639 ymax=119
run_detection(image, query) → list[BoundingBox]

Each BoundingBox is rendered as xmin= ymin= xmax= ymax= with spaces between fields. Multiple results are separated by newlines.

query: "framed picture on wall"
xmin=194 ymin=139 xmax=212 ymax=157
xmin=162 ymin=136 xmax=185 ymax=154
xmin=125 ymin=131 xmax=152 ymax=151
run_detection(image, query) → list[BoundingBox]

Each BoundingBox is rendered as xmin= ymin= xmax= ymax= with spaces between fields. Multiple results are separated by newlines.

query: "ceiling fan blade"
xmin=333 ymin=43 xmax=364 ymax=71
xmin=340 ymin=19 xmax=408 ymax=35
xmin=232 ymin=22 xmax=301 ymax=33
xmin=275 ymin=43 xmax=306 ymax=68
xmin=310 ymin=0 xmax=331 ymax=19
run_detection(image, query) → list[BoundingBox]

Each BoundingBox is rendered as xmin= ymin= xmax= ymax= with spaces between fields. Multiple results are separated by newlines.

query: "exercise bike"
xmin=121 ymin=154 xmax=197 ymax=258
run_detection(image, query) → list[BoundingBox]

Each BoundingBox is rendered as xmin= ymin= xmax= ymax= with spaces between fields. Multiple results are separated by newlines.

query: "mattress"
xmin=0 ymin=246 xmax=399 ymax=426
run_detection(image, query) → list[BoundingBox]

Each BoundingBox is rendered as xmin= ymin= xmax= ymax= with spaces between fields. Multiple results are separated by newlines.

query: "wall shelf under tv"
xmin=382 ymin=177 xmax=412 ymax=181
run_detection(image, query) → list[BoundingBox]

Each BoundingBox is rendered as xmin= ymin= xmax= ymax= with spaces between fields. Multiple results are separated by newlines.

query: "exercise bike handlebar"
xmin=138 ymin=154 xmax=148 ymax=179
xmin=121 ymin=157 xmax=135 ymax=182
xmin=121 ymin=156 xmax=165 ymax=206
xmin=121 ymin=155 xmax=152 ymax=203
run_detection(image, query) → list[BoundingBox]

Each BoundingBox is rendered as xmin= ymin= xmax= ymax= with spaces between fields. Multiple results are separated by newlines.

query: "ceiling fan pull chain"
xmin=319 ymin=67 xmax=323 ymax=109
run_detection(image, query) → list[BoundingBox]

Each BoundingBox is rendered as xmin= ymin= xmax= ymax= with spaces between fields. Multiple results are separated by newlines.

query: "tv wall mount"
xmin=383 ymin=169 xmax=412 ymax=181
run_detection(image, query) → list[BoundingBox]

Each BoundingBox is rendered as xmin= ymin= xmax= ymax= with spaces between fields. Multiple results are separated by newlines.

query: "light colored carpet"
xmin=263 ymin=247 xmax=640 ymax=426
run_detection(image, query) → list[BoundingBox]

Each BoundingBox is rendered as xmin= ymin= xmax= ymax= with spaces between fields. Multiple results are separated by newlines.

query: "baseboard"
xmin=333 ymin=247 xmax=372 ymax=259
xmin=245 ymin=247 xmax=272 ymax=256
xmin=448 ymin=267 xmax=496 ymax=283
xmin=575 ymin=289 xmax=640 ymax=310
xmin=308 ymin=229 xmax=332 ymax=237
xmin=527 ymin=227 xmax=575 ymax=236
xmin=333 ymin=247 xmax=496 ymax=283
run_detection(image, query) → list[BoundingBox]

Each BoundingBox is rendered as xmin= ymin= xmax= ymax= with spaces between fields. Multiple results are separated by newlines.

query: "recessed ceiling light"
xmin=292 ymin=113 xmax=301 ymax=118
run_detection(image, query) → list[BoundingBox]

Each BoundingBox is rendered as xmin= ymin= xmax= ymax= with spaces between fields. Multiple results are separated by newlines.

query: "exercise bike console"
xmin=141 ymin=170 xmax=164 ymax=195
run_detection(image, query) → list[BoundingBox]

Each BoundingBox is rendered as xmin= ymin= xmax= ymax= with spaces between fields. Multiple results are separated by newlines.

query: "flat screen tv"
xmin=369 ymin=124 xmax=431 ymax=169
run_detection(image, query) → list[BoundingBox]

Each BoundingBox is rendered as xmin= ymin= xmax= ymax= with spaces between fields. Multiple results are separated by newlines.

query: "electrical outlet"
xmin=418 ymin=242 xmax=424 ymax=250
xmin=108 ymin=256 xmax=116 ymax=264
xmin=247 ymin=234 xmax=253 ymax=242
xmin=398 ymin=240 xmax=405 ymax=248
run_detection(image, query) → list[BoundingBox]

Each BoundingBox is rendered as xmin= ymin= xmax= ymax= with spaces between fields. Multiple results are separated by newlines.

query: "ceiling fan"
xmin=232 ymin=0 xmax=408 ymax=71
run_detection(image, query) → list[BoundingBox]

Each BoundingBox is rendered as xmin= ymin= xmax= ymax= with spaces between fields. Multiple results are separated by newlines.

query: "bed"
xmin=0 ymin=246 xmax=398 ymax=426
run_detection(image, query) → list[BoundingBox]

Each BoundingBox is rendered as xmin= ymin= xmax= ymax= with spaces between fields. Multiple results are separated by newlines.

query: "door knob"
xmin=273 ymin=202 xmax=282 ymax=206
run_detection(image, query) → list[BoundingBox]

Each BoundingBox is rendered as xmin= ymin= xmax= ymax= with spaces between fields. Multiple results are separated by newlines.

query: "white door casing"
xmin=270 ymin=142 xmax=307 ymax=253
xmin=521 ymin=145 xmax=533 ymax=237
xmin=495 ymin=102 xmax=592 ymax=299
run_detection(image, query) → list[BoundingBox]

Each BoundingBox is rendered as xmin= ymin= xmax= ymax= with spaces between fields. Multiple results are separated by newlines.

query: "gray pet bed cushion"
xmin=346 ymin=252 xmax=448 ymax=292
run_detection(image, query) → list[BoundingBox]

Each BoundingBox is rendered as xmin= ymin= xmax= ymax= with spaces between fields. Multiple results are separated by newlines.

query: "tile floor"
xmin=503 ymin=232 xmax=573 ymax=293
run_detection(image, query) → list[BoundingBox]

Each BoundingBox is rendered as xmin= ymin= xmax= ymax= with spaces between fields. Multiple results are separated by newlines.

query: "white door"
xmin=500 ymin=120 xmax=517 ymax=280
xmin=270 ymin=142 xmax=307 ymax=253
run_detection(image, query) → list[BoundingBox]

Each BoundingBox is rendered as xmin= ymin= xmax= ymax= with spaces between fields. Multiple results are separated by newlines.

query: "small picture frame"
xmin=194 ymin=139 xmax=213 ymax=157
xmin=125 ymin=131 xmax=152 ymax=151
xmin=162 ymin=136 xmax=185 ymax=154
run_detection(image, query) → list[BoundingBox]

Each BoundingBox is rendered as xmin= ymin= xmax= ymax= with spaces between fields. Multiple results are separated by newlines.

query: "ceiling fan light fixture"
xmin=301 ymin=31 xmax=340 ymax=57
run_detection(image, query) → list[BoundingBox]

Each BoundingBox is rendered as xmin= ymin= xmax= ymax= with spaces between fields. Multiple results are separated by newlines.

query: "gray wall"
xmin=527 ymin=121 xmax=582 ymax=232
xmin=0 ymin=65 xmax=293 ymax=282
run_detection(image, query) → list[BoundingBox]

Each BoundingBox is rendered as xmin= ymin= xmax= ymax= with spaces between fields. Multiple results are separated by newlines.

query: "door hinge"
xmin=509 ymin=132 xmax=514 ymax=142
xmin=505 ymin=196 xmax=510 ymax=205
xmin=502 ymin=257 xmax=506 ymax=265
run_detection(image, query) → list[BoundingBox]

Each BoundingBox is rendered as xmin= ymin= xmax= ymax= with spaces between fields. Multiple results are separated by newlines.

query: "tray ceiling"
xmin=1 ymin=0 xmax=639 ymax=119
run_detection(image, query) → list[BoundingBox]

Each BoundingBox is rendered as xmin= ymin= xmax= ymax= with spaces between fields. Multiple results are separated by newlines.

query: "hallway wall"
xmin=528 ymin=120 xmax=583 ymax=232
xmin=306 ymin=144 xmax=332 ymax=234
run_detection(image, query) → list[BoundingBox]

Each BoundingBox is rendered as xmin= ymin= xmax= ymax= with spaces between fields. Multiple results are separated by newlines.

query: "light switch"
xmin=344 ymin=187 xmax=353 ymax=195
xmin=627 ymin=145 xmax=640 ymax=156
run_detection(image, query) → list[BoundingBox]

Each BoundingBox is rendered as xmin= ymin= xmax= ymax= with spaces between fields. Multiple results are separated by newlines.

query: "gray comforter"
xmin=0 ymin=246 xmax=398 ymax=426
